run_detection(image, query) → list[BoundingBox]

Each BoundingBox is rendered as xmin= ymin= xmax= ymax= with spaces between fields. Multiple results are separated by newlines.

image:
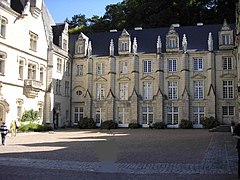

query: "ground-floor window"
xmin=74 ymin=107 xmax=83 ymax=124
xmin=118 ymin=107 xmax=129 ymax=124
xmin=193 ymin=106 xmax=204 ymax=124
xmin=167 ymin=106 xmax=178 ymax=125
xmin=222 ymin=106 xmax=234 ymax=116
xmin=96 ymin=108 xmax=104 ymax=124
xmin=142 ymin=106 xmax=153 ymax=124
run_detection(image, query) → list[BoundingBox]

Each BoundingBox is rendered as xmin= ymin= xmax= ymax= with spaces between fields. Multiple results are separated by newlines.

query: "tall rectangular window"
xmin=0 ymin=16 xmax=7 ymax=38
xmin=19 ymin=60 xmax=24 ymax=80
xmin=168 ymin=59 xmax=177 ymax=72
xmin=65 ymin=81 xmax=70 ymax=96
xmin=143 ymin=82 xmax=152 ymax=100
xmin=118 ymin=108 xmax=129 ymax=124
xmin=119 ymin=83 xmax=128 ymax=100
xmin=167 ymin=106 xmax=178 ymax=125
xmin=77 ymin=65 xmax=83 ymax=76
xmin=223 ymin=80 xmax=233 ymax=99
xmin=57 ymin=58 xmax=62 ymax=73
xmin=193 ymin=58 xmax=203 ymax=71
xmin=222 ymin=106 xmax=234 ymax=116
xmin=222 ymin=34 xmax=231 ymax=45
xmin=96 ymin=108 xmax=104 ymax=124
xmin=74 ymin=107 xmax=83 ymax=124
xmin=193 ymin=106 xmax=204 ymax=125
xmin=142 ymin=106 xmax=153 ymax=124
xmin=97 ymin=63 xmax=104 ymax=75
xmin=28 ymin=64 xmax=36 ymax=80
xmin=29 ymin=31 xmax=38 ymax=51
xmin=119 ymin=61 xmax=128 ymax=74
xmin=223 ymin=57 xmax=233 ymax=70
xmin=40 ymin=67 xmax=44 ymax=83
xmin=0 ymin=54 xmax=5 ymax=75
xmin=96 ymin=83 xmax=105 ymax=100
xmin=56 ymin=79 xmax=61 ymax=95
xmin=168 ymin=81 xmax=178 ymax=100
xmin=66 ymin=61 xmax=70 ymax=75
xmin=63 ymin=39 xmax=67 ymax=50
xmin=143 ymin=60 xmax=152 ymax=73
xmin=168 ymin=38 xmax=177 ymax=48
xmin=194 ymin=81 xmax=204 ymax=99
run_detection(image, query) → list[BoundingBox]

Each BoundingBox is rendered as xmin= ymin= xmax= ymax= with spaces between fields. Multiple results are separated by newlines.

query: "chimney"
xmin=110 ymin=29 xmax=117 ymax=33
xmin=197 ymin=23 xmax=203 ymax=26
xmin=134 ymin=27 xmax=142 ymax=31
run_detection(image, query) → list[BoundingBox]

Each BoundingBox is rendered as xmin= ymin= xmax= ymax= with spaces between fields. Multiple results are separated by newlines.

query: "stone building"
xmin=0 ymin=0 xmax=71 ymax=128
xmin=70 ymin=21 xmax=236 ymax=128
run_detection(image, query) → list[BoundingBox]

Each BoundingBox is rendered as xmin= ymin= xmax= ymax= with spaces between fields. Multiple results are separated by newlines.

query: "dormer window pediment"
xmin=166 ymin=25 xmax=179 ymax=52
xmin=118 ymin=29 xmax=131 ymax=55
xmin=218 ymin=19 xmax=234 ymax=50
xmin=75 ymin=33 xmax=89 ymax=57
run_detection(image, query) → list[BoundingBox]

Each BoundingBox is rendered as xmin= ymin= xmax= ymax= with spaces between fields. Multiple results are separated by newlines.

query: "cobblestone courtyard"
xmin=0 ymin=129 xmax=238 ymax=179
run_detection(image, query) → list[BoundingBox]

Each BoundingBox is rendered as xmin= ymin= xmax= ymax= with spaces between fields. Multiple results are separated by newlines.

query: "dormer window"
xmin=75 ymin=33 xmax=88 ymax=56
xmin=118 ymin=29 xmax=131 ymax=55
xmin=166 ymin=25 xmax=179 ymax=52
xmin=218 ymin=19 xmax=234 ymax=50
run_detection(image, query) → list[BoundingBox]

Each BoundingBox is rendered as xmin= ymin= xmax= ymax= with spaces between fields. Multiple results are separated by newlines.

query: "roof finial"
xmin=208 ymin=32 xmax=213 ymax=51
xmin=182 ymin=34 xmax=187 ymax=53
xmin=133 ymin=37 xmax=138 ymax=54
xmin=109 ymin=39 xmax=114 ymax=56
xmin=157 ymin=36 xmax=162 ymax=53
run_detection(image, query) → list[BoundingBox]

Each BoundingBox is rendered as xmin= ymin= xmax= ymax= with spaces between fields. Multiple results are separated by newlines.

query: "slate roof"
xmin=69 ymin=24 xmax=235 ymax=56
xmin=52 ymin=24 xmax=65 ymax=46
xmin=10 ymin=0 xmax=24 ymax=14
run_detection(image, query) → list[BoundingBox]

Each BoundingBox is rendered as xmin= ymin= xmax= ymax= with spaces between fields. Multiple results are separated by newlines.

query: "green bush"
xmin=179 ymin=119 xmax=193 ymax=129
xmin=201 ymin=116 xmax=220 ymax=129
xmin=20 ymin=109 xmax=38 ymax=122
xmin=78 ymin=117 xmax=96 ymax=129
xmin=18 ymin=123 xmax=53 ymax=132
xmin=100 ymin=120 xmax=118 ymax=129
xmin=128 ymin=123 xmax=142 ymax=129
xmin=153 ymin=122 xmax=166 ymax=129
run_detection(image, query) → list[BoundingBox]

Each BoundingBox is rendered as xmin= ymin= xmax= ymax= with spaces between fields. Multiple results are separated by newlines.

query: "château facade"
xmin=0 ymin=0 xmax=239 ymax=128
xmin=70 ymin=22 xmax=237 ymax=128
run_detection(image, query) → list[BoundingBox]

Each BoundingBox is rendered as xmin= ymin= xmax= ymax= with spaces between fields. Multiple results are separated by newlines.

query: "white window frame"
xmin=96 ymin=83 xmax=105 ymax=100
xmin=168 ymin=59 xmax=177 ymax=72
xmin=119 ymin=83 xmax=128 ymax=100
xmin=143 ymin=82 xmax=152 ymax=100
xmin=27 ymin=63 xmax=36 ymax=80
xmin=168 ymin=81 xmax=178 ymax=100
xmin=143 ymin=60 xmax=152 ymax=73
xmin=77 ymin=64 xmax=83 ymax=76
xmin=223 ymin=80 xmax=233 ymax=99
xmin=194 ymin=81 xmax=204 ymax=99
xmin=96 ymin=108 xmax=104 ymax=124
xmin=74 ymin=107 xmax=84 ymax=124
xmin=223 ymin=57 xmax=233 ymax=70
xmin=193 ymin=58 xmax=203 ymax=71
xmin=119 ymin=61 xmax=128 ymax=74
xmin=57 ymin=58 xmax=62 ymax=73
xmin=118 ymin=107 xmax=129 ymax=124
xmin=142 ymin=106 xmax=153 ymax=125
xmin=222 ymin=34 xmax=231 ymax=45
xmin=168 ymin=38 xmax=177 ymax=48
xmin=167 ymin=106 xmax=178 ymax=125
xmin=0 ymin=54 xmax=6 ymax=75
xmin=222 ymin=106 xmax=234 ymax=116
xmin=0 ymin=16 xmax=7 ymax=38
xmin=40 ymin=67 xmax=44 ymax=83
xmin=193 ymin=106 xmax=204 ymax=125
xmin=29 ymin=31 xmax=38 ymax=51
xmin=97 ymin=63 xmax=104 ymax=75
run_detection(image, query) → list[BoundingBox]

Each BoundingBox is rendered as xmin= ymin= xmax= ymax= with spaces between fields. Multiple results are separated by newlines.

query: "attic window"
xmin=222 ymin=34 xmax=231 ymax=45
xmin=166 ymin=25 xmax=179 ymax=52
xmin=120 ymin=42 xmax=129 ymax=51
xmin=168 ymin=38 xmax=177 ymax=49
xmin=118 ymin=29 xmax=131 ymax=55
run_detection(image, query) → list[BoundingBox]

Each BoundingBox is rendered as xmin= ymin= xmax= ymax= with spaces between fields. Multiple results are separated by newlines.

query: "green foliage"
xmin=153 ymin=122 xmax=166 ymax=129
xmin=128 ymin=123 xmax=142 ymax=129
xmin=67 ymin=0 xmax=235 ymax=34
xmin=100 ymin=120 xmax=118 ymax=130
xmin=201 ymin=116 xmax=220 ymax=129
xmin=179 ymin=119 xmax=193 ymax=129
xmin=78 ymin=117 xmax=96 ymax=129
xmin=21 ymin=109 xmax=38 ymax=122
xmin=18 ymin=123 xmax=53 ymax=132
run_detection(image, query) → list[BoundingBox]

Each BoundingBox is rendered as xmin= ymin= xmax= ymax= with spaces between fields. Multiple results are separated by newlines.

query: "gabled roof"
xmin=69 ymin=24 xmax=235 ymax=56
xmin=52 ymin=23 xmax=65 ymax=46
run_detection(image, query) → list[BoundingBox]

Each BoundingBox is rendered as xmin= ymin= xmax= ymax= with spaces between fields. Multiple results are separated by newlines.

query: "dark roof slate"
xmin=52 ymin=24 xmax=65 ymax=46
xmin=69 ymin=24 xmax=235 ymax=56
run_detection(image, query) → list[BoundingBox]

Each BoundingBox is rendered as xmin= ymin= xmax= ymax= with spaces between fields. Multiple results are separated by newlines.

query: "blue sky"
xmin=44 ymin=0 xmax=121 ymax=23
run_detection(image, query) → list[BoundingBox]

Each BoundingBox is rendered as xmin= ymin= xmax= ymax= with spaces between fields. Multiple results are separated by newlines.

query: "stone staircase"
xmin=209 ymin=125 xmax=231 ymax=132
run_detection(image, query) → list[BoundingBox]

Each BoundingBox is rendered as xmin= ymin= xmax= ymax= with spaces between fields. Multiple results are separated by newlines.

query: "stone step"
xmin=209 ymin=125 xmax=230 ymax=132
